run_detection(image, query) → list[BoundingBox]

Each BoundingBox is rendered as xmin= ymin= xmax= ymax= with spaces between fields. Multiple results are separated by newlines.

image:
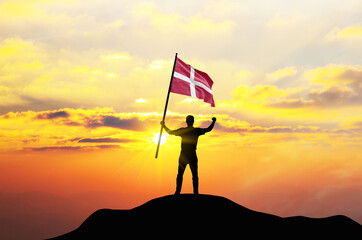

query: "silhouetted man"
xmin=161 ymin=115 xmax=216 ymax=195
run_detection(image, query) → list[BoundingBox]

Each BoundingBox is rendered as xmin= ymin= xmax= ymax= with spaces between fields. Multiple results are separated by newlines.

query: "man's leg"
xmin=189 ymin=153 xmax=199 ymax=194
xmin=175 ymin=154 xmax=187 ymax=195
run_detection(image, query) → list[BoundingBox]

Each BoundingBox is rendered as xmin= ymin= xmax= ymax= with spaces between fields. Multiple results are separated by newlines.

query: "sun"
xmin=153 ymin=132 xmax=168 ymax=145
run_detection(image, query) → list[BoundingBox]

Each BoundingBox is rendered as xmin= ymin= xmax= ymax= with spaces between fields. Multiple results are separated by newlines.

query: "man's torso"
xmin=175 ymin=127 xmax=206 ymax=153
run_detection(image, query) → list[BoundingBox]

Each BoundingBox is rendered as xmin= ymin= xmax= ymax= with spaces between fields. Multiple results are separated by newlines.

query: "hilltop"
xmin=49 ymin=194 xmax=361 ymax=239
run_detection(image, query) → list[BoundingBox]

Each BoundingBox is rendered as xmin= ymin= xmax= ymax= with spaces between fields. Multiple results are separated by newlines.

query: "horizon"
xmin=0 ymin=0 xmax=361 ymax=239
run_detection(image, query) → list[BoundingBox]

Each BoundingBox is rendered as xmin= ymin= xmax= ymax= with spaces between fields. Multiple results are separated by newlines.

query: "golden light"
xmin=153 ymin=132 xmax=168 ymax=145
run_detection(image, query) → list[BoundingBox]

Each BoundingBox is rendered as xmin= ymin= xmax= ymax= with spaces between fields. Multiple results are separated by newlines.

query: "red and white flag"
xmin=171 ymin=57 xmax=215 ymax=107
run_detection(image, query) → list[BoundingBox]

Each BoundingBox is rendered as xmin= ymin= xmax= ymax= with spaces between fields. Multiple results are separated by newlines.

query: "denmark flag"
xmin=171 ymin=57 xmax=215 ymax=107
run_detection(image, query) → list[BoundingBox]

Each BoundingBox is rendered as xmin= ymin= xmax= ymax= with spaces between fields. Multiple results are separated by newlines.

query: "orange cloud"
xmin=1 ymin=107 xmax=360 ymax=154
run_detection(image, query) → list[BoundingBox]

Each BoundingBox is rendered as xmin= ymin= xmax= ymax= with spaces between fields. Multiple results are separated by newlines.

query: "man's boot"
xmin=193 ymin=177 xmax=199 ymax=195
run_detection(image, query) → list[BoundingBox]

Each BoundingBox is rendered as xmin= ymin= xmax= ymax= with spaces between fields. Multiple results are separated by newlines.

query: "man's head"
xmin=186 ymin=115 xmax=194 ymax=127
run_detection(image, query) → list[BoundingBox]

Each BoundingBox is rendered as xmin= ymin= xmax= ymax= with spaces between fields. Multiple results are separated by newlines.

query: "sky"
xmin=0 ymin=0 xmax=362 ymax=239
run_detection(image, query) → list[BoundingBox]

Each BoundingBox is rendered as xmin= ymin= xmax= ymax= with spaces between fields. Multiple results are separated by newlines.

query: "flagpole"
xmin=155 ymin=53 xmax=178 ymax=158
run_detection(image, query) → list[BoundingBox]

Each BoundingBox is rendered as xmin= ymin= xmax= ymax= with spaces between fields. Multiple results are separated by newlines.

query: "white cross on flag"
xmin=171 ymin=57 xmax=215 ymax=107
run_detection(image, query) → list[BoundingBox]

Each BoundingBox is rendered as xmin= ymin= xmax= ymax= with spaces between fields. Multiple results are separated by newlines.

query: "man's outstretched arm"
xmin=204 ymin=117 xmax=216 ymax=133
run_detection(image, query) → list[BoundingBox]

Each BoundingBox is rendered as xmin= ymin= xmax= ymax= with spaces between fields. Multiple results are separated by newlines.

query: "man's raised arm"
xmin=204 ymin=117 xmax=216 ymax=133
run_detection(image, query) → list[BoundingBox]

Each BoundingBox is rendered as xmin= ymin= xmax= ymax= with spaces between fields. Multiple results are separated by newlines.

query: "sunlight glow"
xmin=153 ymin=132 xmax=167 ymax=145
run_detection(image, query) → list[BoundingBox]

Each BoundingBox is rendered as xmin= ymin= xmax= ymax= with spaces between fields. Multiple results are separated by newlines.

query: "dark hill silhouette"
xmin=48 ymin=194 xmax=361 ymax=239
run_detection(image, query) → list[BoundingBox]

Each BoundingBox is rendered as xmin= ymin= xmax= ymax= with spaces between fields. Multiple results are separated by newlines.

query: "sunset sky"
xmin=0 ymin=0 xmax=361 ymax=238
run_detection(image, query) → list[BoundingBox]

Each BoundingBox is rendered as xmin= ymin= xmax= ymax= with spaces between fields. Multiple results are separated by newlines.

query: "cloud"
xmin=133 ymin=2 xmax=234 ymax=33
xmin=78 ymin=137 xmax=136 ymax=143
xmin=0 ymin=107 xmax=360 ymax=153
xmin=265 ymin=99 xmax=313 ymax=109
xmin=85 ymin=116 xmax=146 ymax=131
xmin=341 ymin=117 xmax=362 ymax=131
xmin=211 ymin=122 xmax=248 ymax=133
xmin=265 ymin=64 xmax=362 ymax=109
xmin=305 ymin=64 xmax=362 ymax=86
xmin=308 ymin=85 xmax=360 ymax=107
xmin=219 ymin=84 xmax=301 ymax=115
xmin=132 ymin=2 xmax=234 ymax=41
xmin=0 ymin=37 xmax=153 ymax=113
xmin=135 ymin=98 xmax=148 ymax=103
xmin=200 ymin=116 xmax=323 ymax=135
xmin=0 ymin=38 xmax=45 ymax=64
xmin=231 ymin=84 xmax=290 ymax=102
xmin=1 ymin=108 xmax=148 ymax=131
xmin=25 ymin=145 xmax=120 ymax=151
xmin=0 ymin=2 xmax=46 ymax=18
xmin=148 ymin=59 xmax=172 ymax=70
xmin=351 ymin=121 xmax=362 ymax=128
xmin=0 ymin=1 xmax=82 ymax=41
xmin=266 ymin=86 xmax=360 ymax=109
xmin=0 ymin=107 xmax=154 ymax=151
xmin=1 ymin=2 xmax=359 ymax=118
xmin=326 ymin=24 xmax=362 ymax=41
xmin=32 ymin=109 xmax=149 ymax=131
xmin=214 ymin=122 xmax=322 ymax=134
xmin=265 ymin=67 xmax=297 ymax=83
xmin=36 ymin=110 xmax=70 ymax=119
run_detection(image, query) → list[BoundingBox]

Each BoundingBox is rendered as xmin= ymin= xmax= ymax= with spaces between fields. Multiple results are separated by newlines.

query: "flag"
xmin=171 ymin=57 xmax=215 ymax=107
